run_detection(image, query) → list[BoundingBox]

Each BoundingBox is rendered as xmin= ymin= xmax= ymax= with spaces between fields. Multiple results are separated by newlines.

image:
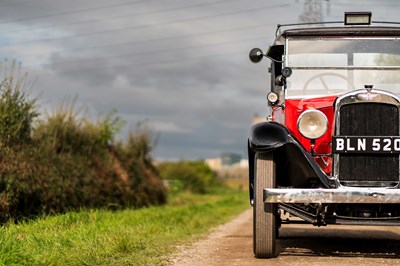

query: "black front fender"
xmin=247 ymin=122 xmax=332 ymax=205
xmin=248 ymin=122 xmax=290 ymax=152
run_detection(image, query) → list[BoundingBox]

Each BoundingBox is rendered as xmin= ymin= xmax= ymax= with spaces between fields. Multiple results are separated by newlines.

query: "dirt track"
xmin=170 ymin=208 xmax=400 ymax=265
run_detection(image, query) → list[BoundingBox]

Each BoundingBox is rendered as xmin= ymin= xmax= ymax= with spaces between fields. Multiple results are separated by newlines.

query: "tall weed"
xmin=0 ymin=60 xmax=37 ymax=147
xmin=33 ymin=100 xmax=123 ymax=155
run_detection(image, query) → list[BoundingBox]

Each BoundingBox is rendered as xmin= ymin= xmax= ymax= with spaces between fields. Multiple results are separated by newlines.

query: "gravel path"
xmin=169 ymin=208 xmax=400 ymax=266
xmin=169 ymin=208 xmax=254 ymax=266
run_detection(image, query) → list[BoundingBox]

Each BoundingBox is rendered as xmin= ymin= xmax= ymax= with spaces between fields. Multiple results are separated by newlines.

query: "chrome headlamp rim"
xmin=297 ymin=109 xmax=328 ymax=140
xmin=267 ymin=92 xmax=279 ymax=104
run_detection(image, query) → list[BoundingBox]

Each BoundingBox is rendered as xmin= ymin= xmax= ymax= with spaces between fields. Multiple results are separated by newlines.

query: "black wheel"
xmin=253 ymin=152 xmax=277 ymax=258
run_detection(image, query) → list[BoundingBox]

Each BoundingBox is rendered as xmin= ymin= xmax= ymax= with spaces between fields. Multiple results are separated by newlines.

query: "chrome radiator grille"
xmin=337 ymin=102 xmax=399 ymax=187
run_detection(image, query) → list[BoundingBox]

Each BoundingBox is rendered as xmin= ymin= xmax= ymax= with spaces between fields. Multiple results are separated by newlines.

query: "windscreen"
xmin=285 ymin=38 xmax=400 ymax=97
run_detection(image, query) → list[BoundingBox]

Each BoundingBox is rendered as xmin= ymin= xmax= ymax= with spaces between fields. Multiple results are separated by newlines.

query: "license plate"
xmin=332 ymin=136 xmax=400 ymax=154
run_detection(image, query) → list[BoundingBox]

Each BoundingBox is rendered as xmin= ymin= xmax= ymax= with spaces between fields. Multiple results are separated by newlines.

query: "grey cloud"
xmin=2 ymin=0 xmax=398 ymax=160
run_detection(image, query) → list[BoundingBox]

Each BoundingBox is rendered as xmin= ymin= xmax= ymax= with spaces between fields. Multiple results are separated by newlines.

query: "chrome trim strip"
xmin=264 ymin=188 xmax=400 ymax=204
xmin=290 ymin=66 xmax=400 ymax=70
xmin=334 ymin=89 xmax=400 ymax=114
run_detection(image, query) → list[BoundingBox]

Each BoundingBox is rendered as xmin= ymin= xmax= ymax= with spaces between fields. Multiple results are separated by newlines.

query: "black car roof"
xmin=270 ymin=26 xmax=400 ymax=46
xmin=281 ymin=26 xmax=400 ymax=37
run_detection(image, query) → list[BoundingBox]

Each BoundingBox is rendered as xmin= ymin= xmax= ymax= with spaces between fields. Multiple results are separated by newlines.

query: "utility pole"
xmin=298 ymin=0 xmax=326 ymax=23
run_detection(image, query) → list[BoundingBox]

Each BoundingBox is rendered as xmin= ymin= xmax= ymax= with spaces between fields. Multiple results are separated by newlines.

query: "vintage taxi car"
xmin=248 ymin=12 xmax=400 ymax=258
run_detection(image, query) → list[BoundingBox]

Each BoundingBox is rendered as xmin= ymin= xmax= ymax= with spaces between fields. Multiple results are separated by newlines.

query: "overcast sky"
xmin=0 ymin=0 xmax=399 ymax=160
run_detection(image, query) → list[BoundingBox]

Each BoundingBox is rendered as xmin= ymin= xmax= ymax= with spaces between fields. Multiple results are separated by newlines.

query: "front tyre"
xmin=253 ymin=152 xmax=277 ymax=258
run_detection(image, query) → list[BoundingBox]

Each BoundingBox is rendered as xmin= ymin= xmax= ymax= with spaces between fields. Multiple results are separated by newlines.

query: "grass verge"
xmin=0 ymin=188 xmax=249 ymax=265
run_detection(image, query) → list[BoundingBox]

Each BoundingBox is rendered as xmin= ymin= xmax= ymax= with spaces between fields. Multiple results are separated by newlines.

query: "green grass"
xmin=0 ymin=188 xmax=249 ymax=266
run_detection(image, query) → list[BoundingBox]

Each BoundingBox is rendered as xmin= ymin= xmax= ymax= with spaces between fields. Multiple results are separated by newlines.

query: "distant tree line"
xmin=157 ymin=160 xmax=220 ymax=194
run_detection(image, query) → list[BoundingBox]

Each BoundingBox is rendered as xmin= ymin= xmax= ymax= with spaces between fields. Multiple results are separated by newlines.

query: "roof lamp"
xmin=344 ymin=12 xmax=372 ymax=25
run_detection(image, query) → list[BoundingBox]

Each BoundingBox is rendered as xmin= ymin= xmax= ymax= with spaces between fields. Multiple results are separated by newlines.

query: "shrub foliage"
xmin=157 ymin=160 xmax=219 ymax=194
xmin=0 ymin=68 xmax=167 ymax=222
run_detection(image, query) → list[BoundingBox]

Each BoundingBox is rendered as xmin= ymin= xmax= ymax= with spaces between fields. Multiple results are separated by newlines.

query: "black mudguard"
xmin=248 ymin=122 xmax=332 ymax=205
xmin=248 ymin=122 xmax=291 ymax=152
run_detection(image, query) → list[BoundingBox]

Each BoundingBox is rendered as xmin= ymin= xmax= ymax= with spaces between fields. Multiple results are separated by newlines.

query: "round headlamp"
xmin=297 ymin=109 xmax=328 ymax=139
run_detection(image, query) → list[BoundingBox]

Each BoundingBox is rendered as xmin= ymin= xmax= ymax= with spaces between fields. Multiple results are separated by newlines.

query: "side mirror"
xmin=249 ymin=48 xmax=264 ymax=63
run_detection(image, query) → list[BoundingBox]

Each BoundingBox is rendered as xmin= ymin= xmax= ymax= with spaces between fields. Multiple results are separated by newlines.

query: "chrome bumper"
xmin=264 ymin=188 xmax=400 ymax=204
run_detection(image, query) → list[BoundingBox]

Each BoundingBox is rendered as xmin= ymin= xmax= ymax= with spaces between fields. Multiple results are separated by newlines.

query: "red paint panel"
xmin=272 ymin=95 xmax=338 ymax=174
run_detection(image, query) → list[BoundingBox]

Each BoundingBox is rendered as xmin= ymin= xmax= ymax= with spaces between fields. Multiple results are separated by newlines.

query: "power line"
xmin=0 ymin=0 xmax=38 ymax=7
xmin=8 ymin=2 xmax=290 ymax=46
xmin=18 ymin=22 xmax=270 ymax=58
xmin=31 ymin=35 xmax=266 ymax=69
xmin=55 ymin=47 xmax=251 ymax=74
xmin=0 ymin=0 xmax=147 ymax=24
xmin=0 ymin=0 xmax=231 ymax=34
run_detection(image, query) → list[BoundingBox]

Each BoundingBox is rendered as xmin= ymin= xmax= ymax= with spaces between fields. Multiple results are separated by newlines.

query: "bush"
xmin=157 ymin=160 xmax=219 ymax=194
xmin=0 ymin=68 xmax=167 ymax=222
xmin=114 ymin=124 xmax=167 ymax=207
